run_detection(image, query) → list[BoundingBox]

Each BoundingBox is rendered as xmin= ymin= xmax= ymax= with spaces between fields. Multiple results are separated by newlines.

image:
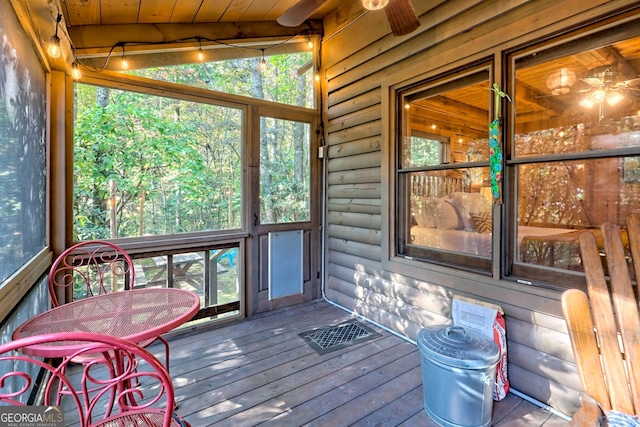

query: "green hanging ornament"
xmin=489 ymin=83 xmax=511 ymax=204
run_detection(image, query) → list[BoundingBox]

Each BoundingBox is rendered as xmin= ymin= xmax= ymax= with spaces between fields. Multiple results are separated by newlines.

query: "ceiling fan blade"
xmin=580 ymin=77 xmax=605 ymax=86
xmin=277 ymin=0 xmax=329 ymax=27
xmin=619 ymin=77 xmax=640 ymax=87
xmin=384 ymin=0 xmax=420 ymax=36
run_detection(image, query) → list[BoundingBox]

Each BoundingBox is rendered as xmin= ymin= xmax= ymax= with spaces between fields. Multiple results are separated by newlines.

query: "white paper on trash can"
xmin=452 ymin=295 xmax=509 ymax=401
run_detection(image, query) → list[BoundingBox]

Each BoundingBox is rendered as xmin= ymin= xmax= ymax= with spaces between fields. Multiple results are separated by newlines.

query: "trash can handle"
xmin=445 ymin=326 xmax=466 ymax=337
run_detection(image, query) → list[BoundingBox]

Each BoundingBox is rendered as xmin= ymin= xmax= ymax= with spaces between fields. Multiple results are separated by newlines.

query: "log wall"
xmin=321 ymin=0 xmax=639 ymax=415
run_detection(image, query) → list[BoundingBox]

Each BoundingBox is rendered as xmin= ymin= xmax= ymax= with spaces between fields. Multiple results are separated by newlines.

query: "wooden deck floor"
xmin=150 ymin=299 xmax=570 ymax=426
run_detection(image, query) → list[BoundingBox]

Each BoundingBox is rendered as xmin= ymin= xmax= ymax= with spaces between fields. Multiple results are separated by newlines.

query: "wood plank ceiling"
xmin=60 ymin=0 xmax=344 ymax=26
xmin=53 ymin=0 xmax=353 ymax=70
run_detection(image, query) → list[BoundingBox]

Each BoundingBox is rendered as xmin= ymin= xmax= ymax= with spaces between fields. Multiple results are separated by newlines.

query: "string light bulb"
xmin=120 ymin=47 xmax=129 ymax=70
xmin=71 ymin=62 xmax=81 ymax=79
xmin=307 ymin=36 xmax=313 ymax=50
xmin=259 ymin=49 xmax=267 ymax=72
xmin=197 ymin=39 xmax=204 ymax=61
xmin=47 ymin=13 xmax=63 ymax=59
xmin=315 ymin=68 xmax=320 ymax=82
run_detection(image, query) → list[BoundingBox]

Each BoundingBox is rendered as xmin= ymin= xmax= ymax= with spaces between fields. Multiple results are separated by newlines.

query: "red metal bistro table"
xmin=13 ymin=287 xmax=200 ymax=357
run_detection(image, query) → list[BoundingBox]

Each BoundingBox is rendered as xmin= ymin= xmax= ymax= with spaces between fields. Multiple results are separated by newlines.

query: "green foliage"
xmin=74 ymin=52 xmax=313 ymax=240
xmin=74 ymin=85 xmax=242 ymax=240
xmin=132 ymin=52 xmax=314 ymax=108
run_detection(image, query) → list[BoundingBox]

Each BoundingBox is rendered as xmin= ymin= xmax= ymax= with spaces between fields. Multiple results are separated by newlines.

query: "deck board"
xmin=145 ymin=299 xmax=570 ymax=426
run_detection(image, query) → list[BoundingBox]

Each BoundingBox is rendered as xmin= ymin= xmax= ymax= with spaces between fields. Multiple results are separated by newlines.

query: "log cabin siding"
xmin=321 ymin=0 xmax=640 ymax=415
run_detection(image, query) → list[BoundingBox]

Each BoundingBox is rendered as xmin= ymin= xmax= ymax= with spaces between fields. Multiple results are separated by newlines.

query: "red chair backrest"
xmin=0 ymin=332 xmax=176 ymax=427
xmin=48 ymin=241 xmax=135 ymax=306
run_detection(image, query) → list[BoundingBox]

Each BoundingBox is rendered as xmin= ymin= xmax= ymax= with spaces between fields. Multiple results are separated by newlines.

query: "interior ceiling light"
xmin=47 ymin=13 xmax=63 ymax=59
xmin=362 ymin=0 xmax=389 ymax=10
xmin=580 ymin=67 xmax=627 ymax=106
xmin=545 ymin=69 xmax=576 ymax=95
xmin=604 ymin=90 xmax=624 ymax=106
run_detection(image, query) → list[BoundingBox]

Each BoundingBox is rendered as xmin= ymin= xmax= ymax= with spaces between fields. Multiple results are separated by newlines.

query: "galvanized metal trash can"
xmin=417 ymin=325 xmax=500 ymax=427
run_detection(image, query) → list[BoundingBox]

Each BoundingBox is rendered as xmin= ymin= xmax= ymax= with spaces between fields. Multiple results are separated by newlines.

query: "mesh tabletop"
xmin=13 ymin=288 xmax=200 ymax=357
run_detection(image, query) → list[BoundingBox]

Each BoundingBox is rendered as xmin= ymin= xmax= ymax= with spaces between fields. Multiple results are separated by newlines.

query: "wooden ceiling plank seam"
xmin=138 ymin=0 xmax=177 ymax=24
xmin=61 ymin=0 xmax=101 ymax=26
xmin=194 ymin=0 xmax=231 ymax=23
xmin=169 ymin=0 xmax=204 ymax=23
xmin=220 ymin=0 xmax=255 ymax=22
xmin=240 ymin=0 xmax=280 ymax=21
xmin=266 ymin=0 xmax=305 ymax=21
xmin=100 ymin=0 xmax=141 ymax=25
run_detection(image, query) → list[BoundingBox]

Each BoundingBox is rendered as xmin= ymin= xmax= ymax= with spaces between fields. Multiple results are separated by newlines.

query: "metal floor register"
xmin=299 ymin=321 xmax=381 ymax=355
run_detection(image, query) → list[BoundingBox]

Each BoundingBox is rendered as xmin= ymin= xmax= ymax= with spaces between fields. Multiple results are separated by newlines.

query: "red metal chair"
xmin=0 ymin=332 xmax=189 ymax=427
xmin=48 ymin=240 xmax=170 ymax=372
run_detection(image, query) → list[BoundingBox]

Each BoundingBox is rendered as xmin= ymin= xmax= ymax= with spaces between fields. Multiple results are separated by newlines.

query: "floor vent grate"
xmin=299 ymin=321 xmax=381 ymax=355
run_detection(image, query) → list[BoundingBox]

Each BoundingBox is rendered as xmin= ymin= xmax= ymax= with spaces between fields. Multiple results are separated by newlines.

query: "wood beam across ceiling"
xmin=78 ymin=41 xmax=310 ymax=71
xmin=70 ymin=21 xmax=323 ymax=59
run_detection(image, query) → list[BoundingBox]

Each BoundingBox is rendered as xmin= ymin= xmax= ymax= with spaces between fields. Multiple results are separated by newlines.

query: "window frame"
xmin=72 ymin=68 xmax=319 ymax=251
xmin=394 ymin=63 xmax=494 ymax=275
xmin=72 ymin=81 xmax=247 ymax=241
xmin=503 ymin=15 xmax=640 ymax=289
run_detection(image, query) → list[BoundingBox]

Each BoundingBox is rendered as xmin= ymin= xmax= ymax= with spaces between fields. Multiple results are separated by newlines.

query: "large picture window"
xmin=395 ymin=19 xmax=640 ymax=289
xmin=507 ymin=21 xmax=640 ymax=287
xmin=397 ymin=67 xmax=493 ymax=273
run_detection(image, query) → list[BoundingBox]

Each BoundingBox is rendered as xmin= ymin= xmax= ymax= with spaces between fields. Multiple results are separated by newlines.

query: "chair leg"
xmin=157 ymin=336 xmax=170 ymax=373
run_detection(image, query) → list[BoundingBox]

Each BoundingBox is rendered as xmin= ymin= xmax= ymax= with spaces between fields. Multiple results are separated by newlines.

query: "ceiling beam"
xmin=69 ymin=21 xmax=323 ymax=58
xmin=515 ymin=80 xmax=567 ymax=116
xmin=573 ymin=47 xmax=639 ymax=81
xmin=77 ymin=41 xmax=311 ymax=71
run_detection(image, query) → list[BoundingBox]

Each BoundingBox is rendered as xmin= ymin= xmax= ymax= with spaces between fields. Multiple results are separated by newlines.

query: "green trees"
xmin=73 ymin=52 xmax=313 ymax=240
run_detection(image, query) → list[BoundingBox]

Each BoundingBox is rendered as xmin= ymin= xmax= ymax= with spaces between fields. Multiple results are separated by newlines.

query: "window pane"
xmin=0 ymin=2 xmax=47 ymax=282
xmin=73 ymin=84 xmax=243 ymax=240
xmin=398 ymin=68 xmax=492 ymax=269
xmin=130 ymin=51 xmax=315 ymax=109
xmin=260 ymin=117 xmax=310 ymax=224
xmin=403 ymin=133 xmax=449 ymax=168
xmin=511 ymin=25 xmax=640 ymax=283
xmin=514 ymin=34 xmax=640 ymax=157
xmin=516 ymin=157 xmax=640 ymax=271
xmin=408 ymin=169 xmax=493 ymax=257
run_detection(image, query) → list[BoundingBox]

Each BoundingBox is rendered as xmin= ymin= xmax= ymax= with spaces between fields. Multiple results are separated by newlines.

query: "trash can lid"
xmin=417 ymin=325 xmax=500 ymax=369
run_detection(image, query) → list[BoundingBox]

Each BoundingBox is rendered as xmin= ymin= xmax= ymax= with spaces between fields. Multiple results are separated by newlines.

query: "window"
xmin=508 ymin=20 xmax=640 ymax=287
xmin=394 ymin=20 xmax=640 ymax=289
xmin=405 ymin=132 xmax=450 ymax=167
xmin=73 ymin=83 xmax=243 ymax=241
xmin=397 ymin=67 xmax=493 ymax=273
